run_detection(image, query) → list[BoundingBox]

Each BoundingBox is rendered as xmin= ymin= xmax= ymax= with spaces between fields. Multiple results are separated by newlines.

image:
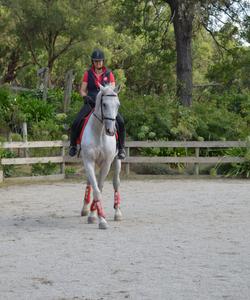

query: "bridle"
xmin=93 ymin=94 xmax=118 ymax=123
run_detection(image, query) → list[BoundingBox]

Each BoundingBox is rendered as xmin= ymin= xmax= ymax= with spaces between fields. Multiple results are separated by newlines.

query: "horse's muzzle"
xmin=105 ymin=128 xmax=115 ymax=136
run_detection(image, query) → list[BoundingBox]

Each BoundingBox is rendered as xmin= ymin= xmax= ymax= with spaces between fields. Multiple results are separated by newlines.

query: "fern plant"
xmin=216 ymin=145 xmax=250 ymax=178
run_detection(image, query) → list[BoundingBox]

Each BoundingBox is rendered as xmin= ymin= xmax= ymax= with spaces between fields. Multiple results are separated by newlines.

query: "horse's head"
xmin=95 ymin=85 xmax=120 ymax=136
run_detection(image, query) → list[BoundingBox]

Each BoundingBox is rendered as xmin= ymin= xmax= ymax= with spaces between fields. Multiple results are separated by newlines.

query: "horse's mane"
xmin=102 ymin=84 xmax=116 ymax=95
xmin=96 ymin=85 xmax=117 ymax=105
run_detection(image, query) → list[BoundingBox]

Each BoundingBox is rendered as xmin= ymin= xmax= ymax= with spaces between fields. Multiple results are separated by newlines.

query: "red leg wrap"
xmin=92 ymin=200 xmax=105 ymax=218
xmin=90 ymin=200 xmax=97 ymax=212
xmin=84 ymin=185 xmax=92 ymax=204
xmin=114 ymin=192 xmax=121 ymax=209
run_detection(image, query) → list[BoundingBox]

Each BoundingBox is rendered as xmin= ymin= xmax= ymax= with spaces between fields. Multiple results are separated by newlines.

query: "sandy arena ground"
xmin=0 ymin=179 xmax=250 ymax=300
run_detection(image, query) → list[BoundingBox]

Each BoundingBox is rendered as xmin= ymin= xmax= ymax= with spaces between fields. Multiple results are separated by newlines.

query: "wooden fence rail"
xmin=0 ymin=140 xmax=249 ymax=182
xmin=124 ymin=141 xmax=248 ymax=176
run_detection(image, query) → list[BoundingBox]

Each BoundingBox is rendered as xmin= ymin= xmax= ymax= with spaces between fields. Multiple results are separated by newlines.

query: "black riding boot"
xmin=118 ymin=138 xmax=126 ymax=160
xmin=116 ymin=113 xmax=126 ymax=160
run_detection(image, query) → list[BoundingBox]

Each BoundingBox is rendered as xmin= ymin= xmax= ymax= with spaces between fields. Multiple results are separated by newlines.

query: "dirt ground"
xmin=0 ymin=178 xmax=250 ymax=300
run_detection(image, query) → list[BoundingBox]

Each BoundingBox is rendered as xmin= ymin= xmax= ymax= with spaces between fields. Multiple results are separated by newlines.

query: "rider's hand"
xmin=84 ymin=96 xmax=95 ymax=107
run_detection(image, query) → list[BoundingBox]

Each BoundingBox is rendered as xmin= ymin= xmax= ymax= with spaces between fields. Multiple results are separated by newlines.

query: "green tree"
xmin=0 ymin=5 xmax=31 ymax=83
xmin=115 ymin=0 xmax=249 ymax=106
xmin=0 ymin=0 xmax=105 ymax=84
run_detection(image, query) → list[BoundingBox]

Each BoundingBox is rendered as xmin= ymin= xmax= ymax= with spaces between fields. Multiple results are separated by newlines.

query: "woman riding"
xmin=69 ymin=49 xmax=126 ymax=159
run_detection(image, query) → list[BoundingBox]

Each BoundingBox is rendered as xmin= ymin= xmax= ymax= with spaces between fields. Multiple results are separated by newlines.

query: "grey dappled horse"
xmin=80 ymin=85 xmax=122 ymax=229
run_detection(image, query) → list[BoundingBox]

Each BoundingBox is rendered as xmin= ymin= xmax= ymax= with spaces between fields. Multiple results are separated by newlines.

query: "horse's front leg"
xmin=84 ymin=159 xmax=108 ymax=229
xmin=97 ymin=160 xmax=113 ymax=193
xmin=113 ymin=158 xmax=122 ymax=221
xmin=94 ymin=160 xmax=113 ymax=228
xmin=81 ymin=179 xmax=92 ymax=217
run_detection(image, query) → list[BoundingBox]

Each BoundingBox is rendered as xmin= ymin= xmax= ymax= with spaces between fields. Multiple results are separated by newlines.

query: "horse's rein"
xmin=93 ymin=94 xmax=118 ymax=123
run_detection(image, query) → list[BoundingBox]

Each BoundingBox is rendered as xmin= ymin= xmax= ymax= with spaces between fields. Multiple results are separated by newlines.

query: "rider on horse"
xmin=69 ymin=49 xmax=126 ymax=159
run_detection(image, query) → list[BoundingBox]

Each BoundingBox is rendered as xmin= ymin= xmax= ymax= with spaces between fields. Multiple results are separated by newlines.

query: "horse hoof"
xmin=81 ymin=208 xmax=89 ymax=217
xmin=99 ymin=219 xmax=108 ymax=230
xmin=114 ymin=209 xmax=122 ymax=221
xmin=114 ymin=214 xmax=122 ymax=221
xmin=88 ymin=215 xmax=98 ymax=224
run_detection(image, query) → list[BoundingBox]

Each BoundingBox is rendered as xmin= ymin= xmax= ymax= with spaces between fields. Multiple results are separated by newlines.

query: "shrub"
xmin=0 ymin=149 xmax=17 ymax=177
xmin=0 ymin=87 xmax=25 ymax=130
xmin=65 ymin=167 xmax=76 ymax=175
xmin=31 ymin=162 xmax=57 ymax=176
xmin=215 ymin=138 xmax=250 ymax=178
xmin=16 ymin=93 xmax=55 ymax=123
xmin=9 ymin=133 xmax=23 ymax=142
xmin=30 ymin=120 xmax=62 ymax=140
xmin=121 ymin=90 xmax=250 ymax=143
xmin=120 ymin=92 xmax=176 ymax=140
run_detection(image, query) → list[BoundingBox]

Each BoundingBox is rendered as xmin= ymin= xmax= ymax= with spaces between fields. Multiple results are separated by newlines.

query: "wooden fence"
xmin=124 ymin=141 xmax=248 ymax=175
xmin=0 ymin=140 xmax=248 ymax=182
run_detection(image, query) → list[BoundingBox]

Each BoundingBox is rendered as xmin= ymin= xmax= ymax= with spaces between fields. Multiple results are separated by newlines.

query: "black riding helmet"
xmin=91 ymin=49 xmax=105 ymax=61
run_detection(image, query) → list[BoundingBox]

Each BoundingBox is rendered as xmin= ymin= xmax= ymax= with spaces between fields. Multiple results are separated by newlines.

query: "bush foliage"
xmin=1 ymin=84 xmax=249 ymax=177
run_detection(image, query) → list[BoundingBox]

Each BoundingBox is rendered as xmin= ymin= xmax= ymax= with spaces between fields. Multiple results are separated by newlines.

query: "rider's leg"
xmin=69 ymin=103 xmax=93 ymax=156
xmin=116 ymin=113 xmax=126 ymax=159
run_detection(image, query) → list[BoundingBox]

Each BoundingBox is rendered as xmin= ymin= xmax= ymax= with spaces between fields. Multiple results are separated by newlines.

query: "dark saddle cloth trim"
xmin=76 ymin=111 xmax=93 ymax=145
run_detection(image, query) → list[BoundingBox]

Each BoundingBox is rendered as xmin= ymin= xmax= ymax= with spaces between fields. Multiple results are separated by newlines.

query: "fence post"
xmin=194 ymin=147 xmax=200 ymax=175
xmin=61 ymin=143 xmax=65 ymax=177
xmin=8 ymin=132 xmax=12 ymax=151
xmin=22 ymin=122 xmax=28 ymax=157
xmin=125 ymin=146 xmax=130 ymax=175
xmin=0 ymin=169 xmax=3 ymax=183
xmin=63 ymin=69 xmax=75 ymax=113
xmin=0 ymin=139 xmax=3 ymax=182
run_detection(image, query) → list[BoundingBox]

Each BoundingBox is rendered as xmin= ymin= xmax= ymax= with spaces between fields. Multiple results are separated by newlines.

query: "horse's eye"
xmin=103 ymin=103 xmax=106 ymax=109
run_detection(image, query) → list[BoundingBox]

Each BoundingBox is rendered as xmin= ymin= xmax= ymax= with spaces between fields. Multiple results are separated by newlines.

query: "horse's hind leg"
xmin=113 ymin=158 xmax=122 ymax=221
xmin=81 ymin=179 xmax=92 ymax=217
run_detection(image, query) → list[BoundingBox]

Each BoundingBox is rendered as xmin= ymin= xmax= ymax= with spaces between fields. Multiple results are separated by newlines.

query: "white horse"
xmin=80 ymin=85 xmax=122 ymax=229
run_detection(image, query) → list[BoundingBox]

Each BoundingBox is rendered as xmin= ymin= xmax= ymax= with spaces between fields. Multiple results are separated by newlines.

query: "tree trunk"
xmin=63 ymin=69 xmax=75 ymax=113
xmin=37 ymin=67 xmax=49 ymax=100
xmin=171 ymin=0 xmax=194 ymax=106
xmin=47 ymin=59 xmax=54 ymax=88
xmin=1 ymin=50 xmax=19 ymax=83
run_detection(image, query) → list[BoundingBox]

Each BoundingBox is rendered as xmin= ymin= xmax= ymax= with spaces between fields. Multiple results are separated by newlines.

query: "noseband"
xmin=93 ymin=94 xmax=118 ymax=123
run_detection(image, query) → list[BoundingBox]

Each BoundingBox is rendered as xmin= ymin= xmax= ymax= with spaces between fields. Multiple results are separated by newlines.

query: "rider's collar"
xmin=91 ymin=66 xmax=106 ymax=75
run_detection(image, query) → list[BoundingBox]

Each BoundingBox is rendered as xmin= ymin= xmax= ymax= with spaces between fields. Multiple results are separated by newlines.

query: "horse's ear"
xmin=114 ymin=85 xmax=121 ymax=94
